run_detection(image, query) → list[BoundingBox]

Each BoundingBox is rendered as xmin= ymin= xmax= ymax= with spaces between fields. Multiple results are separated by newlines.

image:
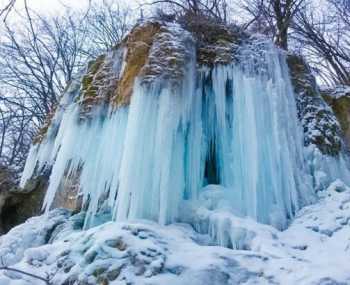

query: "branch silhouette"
xmin=0 ymin=257 xmax=51 ymax=284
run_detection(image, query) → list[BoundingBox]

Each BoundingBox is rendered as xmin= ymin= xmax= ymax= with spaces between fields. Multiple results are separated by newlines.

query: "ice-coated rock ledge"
xmin=0 ymin=180 xmax=350 ymax=285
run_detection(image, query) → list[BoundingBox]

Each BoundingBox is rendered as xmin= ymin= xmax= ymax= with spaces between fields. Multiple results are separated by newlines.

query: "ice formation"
xmin=19 ymin=26 xmax=349 ymax=237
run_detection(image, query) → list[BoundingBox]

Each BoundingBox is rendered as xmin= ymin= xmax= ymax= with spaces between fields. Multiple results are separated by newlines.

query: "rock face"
xmin=77 ymin=21 xmax=195 ymax=112
xmin=322 ymin=86 xmax=350 ymax=150
xmin=0 ymin=165 xmax=79 ymax=234
xmin=182 ymin=16 xmax=244 ymax=66
xmin=0 ymin=167 xmax=46 ymax=234
xmin=328 ymin=97 xmax=350 ymax=149
xmin=286 ymin=54 xmax=343 ymax=156
xmin=50 ymin=173 xmax=82 ymax=212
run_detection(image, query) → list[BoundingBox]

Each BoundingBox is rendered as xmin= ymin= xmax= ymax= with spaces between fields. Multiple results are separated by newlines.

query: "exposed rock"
xmin=286 ymin=54 xmax=342 ymax=156
xmin=322 ymin=87 xmax=350 ymax=150
xmin=113 ymin=21 xmax=194 ymax=106
xmin=78 ymin=53 xmax=119 ymax=116
xmin=0 ymin=167 xmax=48 ymax=234
xmin=196 ymin=33 xmax=239 ymax=66
xmin=51 ymin=172 xmax=82 ymax=212
xmin=32 ymin=105 xmax=57 ymax=145
xmin=75 ymin=21 xmax=194 ymax=110
xmin=178 ymin=13 xmax=244 ymax=66
xmin=75 ymin=19 xmax=245 ymax=111
xmin=0 ymin=175 xmax=47 ymax=234
xmin=113 ymin=21 xmax=162 ymax=106
xmin=0 ymin=167 xmax=16 ymax=233
xmin=140 ymin=22 xmax=194 ymax=84
xmin=0 ymin=166 xmax=16 ymax=191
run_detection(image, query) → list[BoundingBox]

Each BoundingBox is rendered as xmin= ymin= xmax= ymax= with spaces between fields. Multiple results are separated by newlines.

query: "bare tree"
xmin=0 ymin=0 xmax=16 ymax=21
xmin=0 ymin=1 xmax=134 ymax=173
xmin=150 ymin=0 xmax=230 ymax=23
xmin=293 ymin=0 xmax=350 ymax=86
xmin=85 ymin=1 xmax=132 ymax=53
xmin=0 ymin=7 xmax=90 ymax=123
xmin=0 ymin=89 xmax=36 ymax=174
xmin=241 ymin=0 xmax=307 ymax=50
xmin=329 ymin=0 xmax=350 ymax=26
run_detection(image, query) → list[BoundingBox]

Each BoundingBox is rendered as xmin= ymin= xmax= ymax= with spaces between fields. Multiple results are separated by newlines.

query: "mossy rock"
xmin=186 ymin=19 xmax=243 ymax=66
xmin=81 ymin=76 xmax=94 ymax=92
xmin=113 ymin=22 xmax=162 ymax=106
xmin=80 ymin=55 xmax=107 ymax=101
xmin=322 ymin=94 xmax=350 ymax=150
xmin=89 ymin=55 xmax=106 ymax=74
xmin=286 ymin=54 xmax=317 ymax=96
xmin=32 ymin=105 xmax=57 ymax=145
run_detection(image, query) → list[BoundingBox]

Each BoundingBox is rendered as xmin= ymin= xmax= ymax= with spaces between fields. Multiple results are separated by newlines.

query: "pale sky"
xmin=1 ymin=0 xmax=89 ymax=15
xmin=0 ymin=0 xmax=142 ymax=18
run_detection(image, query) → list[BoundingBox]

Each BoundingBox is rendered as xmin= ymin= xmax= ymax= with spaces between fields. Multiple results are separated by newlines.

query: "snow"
xmin=298 ymin=92 xmax=343 ymax=156
xmin=141 ymin=22 xmax=194 ymax=83
xmin=0 ymin=181 xmax=350 ymax=284
xmin=0 ymin=209 xmax=70 ymax=266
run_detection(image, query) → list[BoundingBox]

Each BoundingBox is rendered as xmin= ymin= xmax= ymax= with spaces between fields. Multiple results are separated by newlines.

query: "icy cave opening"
xmin=204 ymin=143 xmax=220 ymax=186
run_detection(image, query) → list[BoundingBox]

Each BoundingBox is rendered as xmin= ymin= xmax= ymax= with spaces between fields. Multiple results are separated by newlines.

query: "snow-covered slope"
xmin=0 ymin=181 xmax=349 ymax=285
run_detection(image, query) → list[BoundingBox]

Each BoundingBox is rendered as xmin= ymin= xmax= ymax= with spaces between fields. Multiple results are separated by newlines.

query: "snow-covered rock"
xmin=0 ymin=209 xmax=71 ymax=266
xmin=286 ymin=54 xmax=343 ymax=156
xmin=322 ymin=85 xmax=350 ymax=150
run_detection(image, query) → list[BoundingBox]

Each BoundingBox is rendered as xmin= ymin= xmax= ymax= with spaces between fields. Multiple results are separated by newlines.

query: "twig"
xmin=0 ymin=0 xmax=16 ymax=21
xmin=0 ymin=266 xmax=50 ymax=284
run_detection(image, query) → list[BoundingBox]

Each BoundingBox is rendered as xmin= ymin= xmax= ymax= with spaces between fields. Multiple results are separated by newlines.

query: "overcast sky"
xmin=1 ymin=0 xmax=89 ymax=15
xmin=0 ymin=0 xmax=142 ymax=19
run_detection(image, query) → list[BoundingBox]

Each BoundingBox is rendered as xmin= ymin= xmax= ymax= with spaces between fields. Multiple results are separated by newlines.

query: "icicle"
xmin=114 ymin=80 xmax=194 ymax=224
xmin=20 ymin=145 xmax=39 ymax=188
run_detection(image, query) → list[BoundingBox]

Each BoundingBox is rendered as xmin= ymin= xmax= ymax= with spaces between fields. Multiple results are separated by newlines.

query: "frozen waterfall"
xmin=21 ymin=38 xmax=321 ymax=233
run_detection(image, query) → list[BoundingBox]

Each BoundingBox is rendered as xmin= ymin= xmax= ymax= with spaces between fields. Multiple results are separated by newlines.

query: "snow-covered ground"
xmin=0 ymin=180 xmax=350 ymax=285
